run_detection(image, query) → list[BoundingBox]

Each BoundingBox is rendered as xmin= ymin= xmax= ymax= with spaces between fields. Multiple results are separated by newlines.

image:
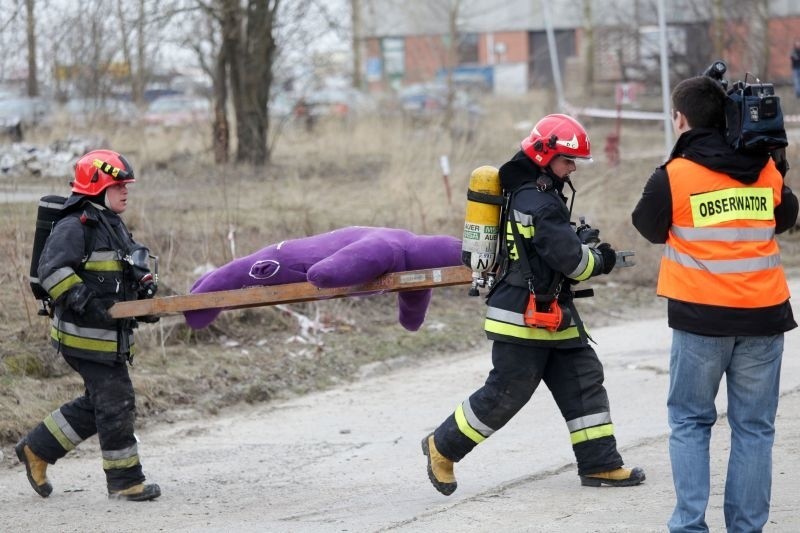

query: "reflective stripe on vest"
xmin=485 ymin=306 xmax=581 ymax=341
xmin=657 ymin=157 xmax=789 ymax=308
xmin=505 ymin=210 xmax=534 ymax=260
xmin=84 ymin=251 xmax=123 ymax=272
xmin=51 ymin=327 xmax=119 ymax=353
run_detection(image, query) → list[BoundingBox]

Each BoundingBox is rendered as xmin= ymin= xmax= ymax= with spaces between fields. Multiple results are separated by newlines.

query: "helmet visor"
xmin=560 ymin=154 xmax=594 ymax=164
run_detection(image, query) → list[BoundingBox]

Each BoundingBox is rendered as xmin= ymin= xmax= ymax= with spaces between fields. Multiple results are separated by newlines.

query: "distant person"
xmin=790 ymin=39 xmax=800 ymax=98
xmin=792 ymin=40 xmax=800 ymax=98
xmin=15 ymin=149 xmax=162 ymax=502
xmin=294 ymin=98 xmax=315 ymax=132
xmin=422 ymin=114 xmax=645 ymax=496
xmin=632 ymin=76 xmax=798 ymax=532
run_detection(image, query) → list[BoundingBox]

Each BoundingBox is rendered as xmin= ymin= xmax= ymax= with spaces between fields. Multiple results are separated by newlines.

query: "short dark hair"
xmin=671 ymin=76 xmax=726 ymax=129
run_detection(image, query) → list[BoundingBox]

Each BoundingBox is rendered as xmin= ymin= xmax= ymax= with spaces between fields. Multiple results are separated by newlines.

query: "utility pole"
xmin=581 ymin=0 xmax=594 ymax=98
xmin=541 ymin=0 xmax=565 ymax=111
xmin=657 ymin=0 xmax=672 ymax=156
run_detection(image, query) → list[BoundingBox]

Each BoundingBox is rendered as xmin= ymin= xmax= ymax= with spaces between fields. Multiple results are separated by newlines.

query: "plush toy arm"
xmin=307 ymin=236 xmax=399 ymax=288
xmin=397 ymin=290 xmax=433 ymax=331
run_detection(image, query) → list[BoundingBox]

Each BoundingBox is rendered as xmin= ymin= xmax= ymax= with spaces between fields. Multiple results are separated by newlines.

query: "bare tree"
xmin=206 ymin=0 xmax=279 ymax=165
xmin=747 ymin=0 xmax=770 ymax=78
xmin=443 ymin=0 xmax=461 ymax=137
xmin=351 ymin=0 xmax=363 ymax=90
xmin=25 ymin=0 xmax=38 ymax=96
xmin=115 ymin=0 xmax=154 ymax=105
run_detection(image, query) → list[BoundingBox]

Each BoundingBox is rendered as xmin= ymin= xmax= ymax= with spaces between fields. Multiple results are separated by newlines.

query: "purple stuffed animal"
xmin=184 ymin=227 xmax=462 ymax=331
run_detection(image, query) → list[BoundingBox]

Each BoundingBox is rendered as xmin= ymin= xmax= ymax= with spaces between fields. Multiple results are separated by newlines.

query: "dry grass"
xmin=2 ymin=90 xmax=800 ymax=448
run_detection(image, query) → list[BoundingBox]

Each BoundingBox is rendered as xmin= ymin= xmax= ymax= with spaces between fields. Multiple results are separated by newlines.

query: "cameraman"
xmin=15 ymin=150 xmax=161 ymax=502
xmin=632 ymin=76 xmax=798 ymax=532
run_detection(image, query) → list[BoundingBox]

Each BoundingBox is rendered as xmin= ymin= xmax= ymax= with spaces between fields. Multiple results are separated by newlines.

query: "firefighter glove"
xmin=65 ymin=284 xmax=95 ymax=315
xmin=597 ymin=243 xmax=616 ymax=274
xmin=84 ymin=297 xmax=114 ymax=323
xmin=576 ymin=224 xmax=600 ymax=246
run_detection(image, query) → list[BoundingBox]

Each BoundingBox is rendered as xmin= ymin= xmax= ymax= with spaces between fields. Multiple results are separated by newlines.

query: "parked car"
xmin=61 ymin=98 xmax=140 ymax=127
xmin=0 ymin=96 xmax=53 ymax=141
xmin=302 ymin=88 xmax=376 ymax=118
xmin=143 ymin=95 xmax=211 ymax=127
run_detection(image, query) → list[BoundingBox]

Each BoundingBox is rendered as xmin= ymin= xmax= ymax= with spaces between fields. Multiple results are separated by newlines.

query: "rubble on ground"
xmin=0 ymin=137 xmax=105 ymax=179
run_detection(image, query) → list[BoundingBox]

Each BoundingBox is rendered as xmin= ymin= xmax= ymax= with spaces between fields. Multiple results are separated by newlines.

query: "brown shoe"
xmin=421 ymin=433 xmax=457 ymax=495
xmin=108 ymin=483 xmax=162 ymax=501
xmin=580 ymin=466 xmax=646 ymax=487
xmin=15 ymin=440 xmax=52 ymax=498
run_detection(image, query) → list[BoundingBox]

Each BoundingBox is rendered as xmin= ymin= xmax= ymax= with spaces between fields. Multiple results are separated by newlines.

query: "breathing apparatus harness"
xmin=497 ymin=170 xmax=594 ymax=343
xmin=91 ymin=209 xmax=158 ymax=301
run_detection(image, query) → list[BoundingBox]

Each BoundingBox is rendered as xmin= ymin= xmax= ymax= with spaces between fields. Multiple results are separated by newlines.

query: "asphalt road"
xmin=2 ymin=292 xmax=800 ymax=532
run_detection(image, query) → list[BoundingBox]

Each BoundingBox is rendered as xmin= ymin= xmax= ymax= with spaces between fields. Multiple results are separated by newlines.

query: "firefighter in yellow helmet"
xmin=15 ymin=149 xmax=161 ymax=501
xmin=423 ymin=114 xmax=645 ymax=495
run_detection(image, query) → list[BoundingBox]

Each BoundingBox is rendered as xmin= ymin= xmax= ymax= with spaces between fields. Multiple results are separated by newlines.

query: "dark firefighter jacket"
xmin=484 ymin=151 xmax=605 ymax=347
xmin=38 ymin=197 xmax=144 ymax=363
xmin=632 ymin=128 xmax=798 ymax=336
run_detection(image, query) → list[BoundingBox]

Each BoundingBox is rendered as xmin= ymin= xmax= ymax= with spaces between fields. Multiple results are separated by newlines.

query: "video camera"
xmin=702 ymin=60 xmax=787 ymax=156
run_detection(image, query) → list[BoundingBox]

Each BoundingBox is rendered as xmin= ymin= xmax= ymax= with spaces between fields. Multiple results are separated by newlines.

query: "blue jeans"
xmin=667 ymin=330 xmax=782 ymax=533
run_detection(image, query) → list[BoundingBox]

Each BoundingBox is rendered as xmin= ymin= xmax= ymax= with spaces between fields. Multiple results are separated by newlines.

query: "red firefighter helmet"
xmin=71 ymin=149 xmax=135 ymax=196
xmin=520 ymin=114 xmax=592 ymax=167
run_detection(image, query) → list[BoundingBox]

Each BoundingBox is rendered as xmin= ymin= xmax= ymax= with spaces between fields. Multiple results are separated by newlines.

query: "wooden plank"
xmin=109 ymin=265 xmax=474 ymax=319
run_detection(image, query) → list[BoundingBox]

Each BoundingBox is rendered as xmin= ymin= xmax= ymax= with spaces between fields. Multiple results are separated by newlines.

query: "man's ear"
xmin=673 ymin=110 xmax=690 ymax=134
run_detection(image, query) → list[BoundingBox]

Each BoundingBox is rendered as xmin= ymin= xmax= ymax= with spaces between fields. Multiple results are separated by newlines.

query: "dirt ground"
xmin=2 ymin=298 xmax=800 ymax=533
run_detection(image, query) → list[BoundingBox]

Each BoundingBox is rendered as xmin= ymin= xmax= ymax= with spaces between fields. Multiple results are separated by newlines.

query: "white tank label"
xmin=463 ymin=223 xmax=498 ymax=253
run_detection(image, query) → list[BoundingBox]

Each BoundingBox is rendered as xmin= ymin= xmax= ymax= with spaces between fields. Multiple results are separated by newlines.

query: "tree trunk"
xmin=25 ymin=0 xmax=38 ymax=97
xmin=233 ymin=0 xmax=278 ymax=165
xmin=116 ymin=0 xmax=134 ymax=102
xmin=351 ymin=0 xmax=363 ymax=90
xmin=212 ymin=46 xmax=230 ymax=164
xmin=711 ymin=0 xmax=725 ymax=59
xmin=220 ymin=0 xmax=244 ymax=159
xmin=444 ymin=0 xmax=460 ymax=139
xmin=133 ymin=0 xmax=147 ymax=105
xmin=751 ymin=0 xmax=770 ymax=77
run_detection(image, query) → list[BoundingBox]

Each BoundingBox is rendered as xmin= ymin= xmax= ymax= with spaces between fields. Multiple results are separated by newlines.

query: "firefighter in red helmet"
xmin=422 ymin=114 xmax=645 ymax=495
xmin=16 ymin=149 xmax=161 ymax=501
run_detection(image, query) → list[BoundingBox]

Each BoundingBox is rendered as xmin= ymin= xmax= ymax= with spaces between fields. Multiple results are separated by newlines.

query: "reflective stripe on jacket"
xmin=657 ymin=157 xmax=789 ymax=308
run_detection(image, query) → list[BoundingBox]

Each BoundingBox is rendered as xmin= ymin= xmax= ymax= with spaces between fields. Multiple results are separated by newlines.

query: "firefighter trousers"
xmin=433 ymin=340 xmax=623 ymax=475
xmin=24 ymin=356 xmax=145 ymax=491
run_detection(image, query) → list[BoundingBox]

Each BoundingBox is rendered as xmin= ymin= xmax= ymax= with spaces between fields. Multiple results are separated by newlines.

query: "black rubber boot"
xmin=15 ymin=439 xmax=53 ymax=498
xmin=108 ymin=483 xmax=162 ymax=501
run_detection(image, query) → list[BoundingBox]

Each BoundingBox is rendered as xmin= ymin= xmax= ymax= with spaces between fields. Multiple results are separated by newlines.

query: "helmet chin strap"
xmin=538 ymin=167 xmax=577 ymax=216
xmin=563 ymin=176 xmax=577 ymax=217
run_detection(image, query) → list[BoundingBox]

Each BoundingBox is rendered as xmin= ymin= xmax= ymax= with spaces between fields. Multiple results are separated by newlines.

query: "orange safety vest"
xmin=657 ymin=157 xmax=789 ymax=308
